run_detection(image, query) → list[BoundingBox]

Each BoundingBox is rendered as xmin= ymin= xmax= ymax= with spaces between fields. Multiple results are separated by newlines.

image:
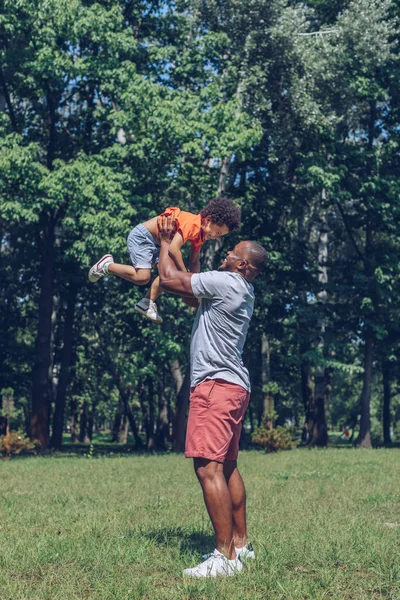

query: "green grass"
xmin=1 ymin=449 xmax=400 ymax=599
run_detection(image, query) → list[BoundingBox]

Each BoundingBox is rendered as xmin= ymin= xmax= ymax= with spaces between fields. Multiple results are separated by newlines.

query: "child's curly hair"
xmin=201 ymin=197 xmax=241 ymax=232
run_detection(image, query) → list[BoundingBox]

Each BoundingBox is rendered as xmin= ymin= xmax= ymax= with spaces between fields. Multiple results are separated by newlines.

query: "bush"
xmin=370 ymin=417 xmax=383 ymax=447
xmin=0 ymin=432 xmax=39 ymax=458
xmin=252 ymin=425 xmax=296 ymax=453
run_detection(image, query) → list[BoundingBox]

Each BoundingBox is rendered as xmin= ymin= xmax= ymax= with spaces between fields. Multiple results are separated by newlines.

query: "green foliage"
xmin=0 ymin=432 xmax=39 ymax=457
xmin=252 ymin=424 xmax=296 ymax=453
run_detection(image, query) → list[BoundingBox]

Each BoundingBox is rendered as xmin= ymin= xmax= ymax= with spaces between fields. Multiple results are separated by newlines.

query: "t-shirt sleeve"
xmin=191 ymin=271 xmax=225 ymax=300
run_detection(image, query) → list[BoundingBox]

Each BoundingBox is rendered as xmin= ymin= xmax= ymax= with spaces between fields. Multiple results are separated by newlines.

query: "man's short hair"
xmin=201 ymin=197 xmax=241 ymax=231
xmin=247 ymin=242 xmax=268 ymax=272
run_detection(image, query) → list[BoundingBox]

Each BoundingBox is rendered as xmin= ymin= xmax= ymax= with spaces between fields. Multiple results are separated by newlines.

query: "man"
xmin=157 ymin=215 xmax=267 ymax=578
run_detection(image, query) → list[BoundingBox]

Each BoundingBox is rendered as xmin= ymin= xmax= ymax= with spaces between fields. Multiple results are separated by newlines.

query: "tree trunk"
xmin=382 ymin=362 xmax=391 ymax=446
xmin=261 ymin=332 xmax=274 ymax=428
xmin=49 ymin=293 xmax=60 ymax=409
xmin=70 ymin=396 xmax=79 ymax=442
xmin=309 ymin=210 xmax=329 ymax=447
xmin=172 ymin=363 xmax=190 ymax=452
xmin=156 ymin=379 xmax=169 ymax=449
xmin=87 ymin=408 xmax=94 ymax=441
xmin=139 ymin=382 xmax=155 ymax=451
xmin=79 ymin=402 xmax=90 ymax=443
xmin=50 ymin=284 xmax=77 ymax=449
xmin=203 ymin=154 xmax=232 ymax=269
xmin=147 ymin=379 xmax=156 ymax=450
xmin=301 ymin=360 xmax=314 ymax=444
xmin=355 ymin=334 xmax=373 ymax=448
xmin=31 ymin=216 xmax=55 ymax=449
xmin=119 ymin=415 xmax=129 ymax=444
xmin=111 ymin=401 xmax=124 ymax=443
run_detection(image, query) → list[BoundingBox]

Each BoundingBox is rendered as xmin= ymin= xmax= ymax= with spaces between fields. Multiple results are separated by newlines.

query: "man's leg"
xmin=194 ymin=458 xmax=236 ymax=560
xmin=223 ymin=460 xmax=248 ymax=549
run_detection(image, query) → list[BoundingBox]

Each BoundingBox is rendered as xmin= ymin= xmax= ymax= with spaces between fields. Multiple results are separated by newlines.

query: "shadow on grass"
xmin=143 ymin=527 xmax=214 ymax=555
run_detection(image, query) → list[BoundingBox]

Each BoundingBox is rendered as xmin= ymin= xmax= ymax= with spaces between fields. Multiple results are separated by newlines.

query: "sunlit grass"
xmin=1 ymin=449 xmax=399 ymax=599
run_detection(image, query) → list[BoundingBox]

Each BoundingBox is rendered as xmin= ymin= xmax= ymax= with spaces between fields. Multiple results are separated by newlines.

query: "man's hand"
xmin=157 ymin=215 xmax=177 ymax=244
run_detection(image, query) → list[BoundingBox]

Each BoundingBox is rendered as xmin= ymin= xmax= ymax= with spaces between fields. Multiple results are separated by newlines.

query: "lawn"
xmin=1 ymin=448 xmax=399 ymax=599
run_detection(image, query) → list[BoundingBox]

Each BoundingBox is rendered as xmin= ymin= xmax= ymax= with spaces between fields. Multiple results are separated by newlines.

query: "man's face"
xmin=201 ymin=218 xmax=229 ymax=241
xmin=218 ymin=242 xmax=249 ymax=272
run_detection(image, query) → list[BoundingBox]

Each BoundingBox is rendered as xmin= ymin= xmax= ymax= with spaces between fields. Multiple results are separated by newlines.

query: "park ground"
xmin=1 ymin=448 xmax=400 ymax=600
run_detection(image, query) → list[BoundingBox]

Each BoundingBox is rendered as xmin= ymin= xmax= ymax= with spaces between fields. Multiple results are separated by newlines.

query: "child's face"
xmin=202 ymin=218 xmax=229 ymax=241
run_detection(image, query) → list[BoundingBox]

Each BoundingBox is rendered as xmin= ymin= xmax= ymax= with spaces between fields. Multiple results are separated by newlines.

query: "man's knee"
xmin=193 ymin=458 xmax=222 ymax=484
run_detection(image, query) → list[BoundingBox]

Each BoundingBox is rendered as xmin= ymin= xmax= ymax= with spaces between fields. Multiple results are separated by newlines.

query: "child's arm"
xmin=189 ymin=249 xmax=201 ymax=274
xmin=168 ymin=231 xmax=187 ymax=272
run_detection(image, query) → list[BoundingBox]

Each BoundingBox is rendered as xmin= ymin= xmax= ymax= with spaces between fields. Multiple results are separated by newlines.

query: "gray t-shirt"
xmin=190 ymin=271 xmax=255 ymax=392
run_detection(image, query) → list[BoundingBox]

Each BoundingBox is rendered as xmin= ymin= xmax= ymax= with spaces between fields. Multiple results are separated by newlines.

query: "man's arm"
xmin=169 ymin=231 xmax=187 ymax=272
xmin=158 ymin=216 xmax=195 ymax=297
xmin=189 ymin=248 xmax=201 ymax=273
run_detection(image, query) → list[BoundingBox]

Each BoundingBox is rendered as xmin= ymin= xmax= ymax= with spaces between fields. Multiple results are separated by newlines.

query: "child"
xmin=88 ymin=196 xmax=241 ymax=323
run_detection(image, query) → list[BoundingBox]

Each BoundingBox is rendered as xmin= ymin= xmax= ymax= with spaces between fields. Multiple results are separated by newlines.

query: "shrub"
xmin=370 ymin=417 xmax=383 ymax=447
xmin=0 ymin=432 xmax=39 ymax=458
xmin=252 ymin=425 xmax=296 ymax=453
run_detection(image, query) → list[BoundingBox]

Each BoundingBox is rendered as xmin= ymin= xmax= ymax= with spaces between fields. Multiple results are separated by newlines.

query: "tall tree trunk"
xmin=354 ymin=104 xmax=377 ymax=449
xmin=301 ymin=359 xmax=314 ymax=443
xmin=111 ymin=400 xmax=124 ymax=443
xmin=147 ymin=379 xmax=156 ymax=450
xmin=355 ymin=333 xmax=373 ymax=448
xmin=50 ymin=284 xmax=77 ymax=449
xmin=261 ymin=332 xmax=273 ymax=428
xmin=87 ymin=408 xmax=94 ymax=441
xmin=156 ymin=379 xmax=169 ymax=450
xmin=171 ymin=361 xmax=190 ymax=452
xmin=203 ymin=152 xmax=232 ymax=269
xmin=310 ymin=209 xmax=329 ymax=446
xmin=119 ymin=415 xmax=129 ymax=444
xmin=31 ymin=216 xmax=55 ymax=449
xmin=49 ymin=293 xmax=60 ymax=409
xmin=70 ymin=396 xmax=79 ymax=442
xmin=79 ymin=401 xmax=90 ymax=443
xmin=382 ymin=362 xmax=391 ymax=446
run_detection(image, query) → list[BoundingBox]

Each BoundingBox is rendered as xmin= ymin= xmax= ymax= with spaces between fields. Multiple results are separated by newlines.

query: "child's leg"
xmin=144 ymin=275 xmax=163 ymax=301
xmin=108 ymin=263 xmax=151 ymax=286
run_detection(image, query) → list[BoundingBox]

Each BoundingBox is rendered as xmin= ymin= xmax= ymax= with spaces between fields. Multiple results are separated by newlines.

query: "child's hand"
xmin=158 ymin=215 xmax=177 ymax=243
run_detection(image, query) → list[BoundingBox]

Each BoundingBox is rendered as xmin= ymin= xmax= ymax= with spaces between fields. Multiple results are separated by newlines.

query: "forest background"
xmin=1 ymin=0 xmax=400 ymax=452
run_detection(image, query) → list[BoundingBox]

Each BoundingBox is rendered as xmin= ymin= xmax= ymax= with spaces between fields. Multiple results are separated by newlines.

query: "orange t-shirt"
xmin=160 ymin=207 xmax=204 ymax=252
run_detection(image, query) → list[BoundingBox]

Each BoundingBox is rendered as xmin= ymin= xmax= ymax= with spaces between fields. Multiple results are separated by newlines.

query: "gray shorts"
xmin=127 ymin=224 xmax=160 ymax=269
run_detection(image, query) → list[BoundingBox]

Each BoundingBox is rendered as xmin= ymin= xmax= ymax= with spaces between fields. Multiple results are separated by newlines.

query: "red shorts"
xmin=185 ymin=379 xmax=250 ymax=463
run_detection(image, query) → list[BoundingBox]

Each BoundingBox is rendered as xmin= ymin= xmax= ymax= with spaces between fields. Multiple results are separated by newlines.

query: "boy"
xmin=88 ymin=196 xmax=241 ymax=323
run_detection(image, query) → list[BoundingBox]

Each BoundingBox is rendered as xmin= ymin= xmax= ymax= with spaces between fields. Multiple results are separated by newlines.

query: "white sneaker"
xmin=88 ymin=254 xmax=114 ymax=282
xmin=236 ymin=544 xmax=255 ymax=560
xmin=135 ymin=298 xmax=163 ymax=324
xmin=202 ymin=544 xmax=255 ymax=561
xmin=183 ymin=549 xmax=242 ymax=578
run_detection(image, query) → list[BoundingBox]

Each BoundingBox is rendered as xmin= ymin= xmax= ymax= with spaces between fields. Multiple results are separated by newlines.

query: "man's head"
xmin=219 ymin=241 xmax=267 ymax=282
xmin=200 ymin=197 xmax=241 ymax=241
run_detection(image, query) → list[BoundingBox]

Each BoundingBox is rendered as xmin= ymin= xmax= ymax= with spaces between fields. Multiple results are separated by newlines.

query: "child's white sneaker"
xmin=183 ymin=549 xmax=242 ymax=578
xmin=135 ymin=298 xmax=163 ymax=324
xmin=88 ymin=254 xmax=114 ymax=282
xmin=202 ymin=543 xmax=255 ymax=561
